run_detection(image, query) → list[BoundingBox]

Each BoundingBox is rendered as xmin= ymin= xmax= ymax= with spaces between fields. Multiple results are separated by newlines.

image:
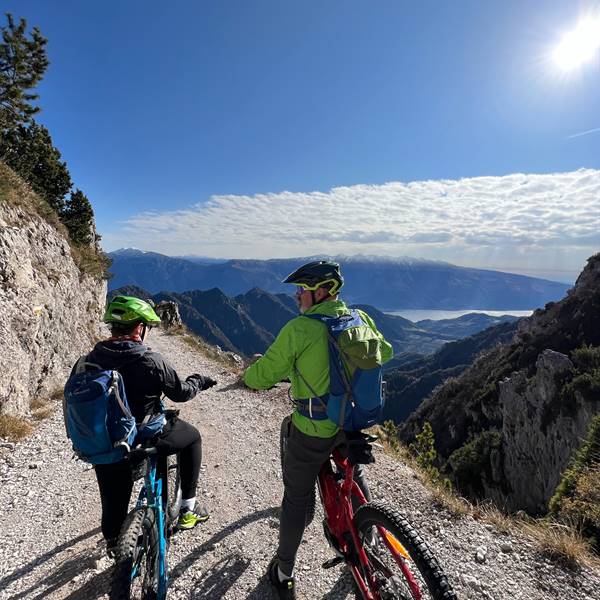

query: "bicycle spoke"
xmin=353 ymin=503 xmax=457 ymax=600
xmin=362 ymin=527 xmax=422 ymax=599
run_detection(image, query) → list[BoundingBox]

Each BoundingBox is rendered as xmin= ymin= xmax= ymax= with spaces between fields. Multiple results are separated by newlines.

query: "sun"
xmin=553 ymin=15 xmax=600 ymax=70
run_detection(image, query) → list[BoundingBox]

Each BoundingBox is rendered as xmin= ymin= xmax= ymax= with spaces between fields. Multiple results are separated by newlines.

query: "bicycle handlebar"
xmin=121 ymin=445 xmax=158 ymax=461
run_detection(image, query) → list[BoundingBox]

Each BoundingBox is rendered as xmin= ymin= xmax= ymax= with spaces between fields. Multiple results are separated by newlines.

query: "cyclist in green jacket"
xmin=244 ymin=261 xmax=393 ymax=599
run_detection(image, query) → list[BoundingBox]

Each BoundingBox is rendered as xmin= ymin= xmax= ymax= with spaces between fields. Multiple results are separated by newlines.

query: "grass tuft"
xmin=0 ymin=414 xmax=34 ymax=441
xmin=473 ymin=501 xmax=514 ymax=533
xmin=30 ymin=387 xmax=64 ymax=421
xmin=31 ymin=405 xmax=55 ymax=421
xmin=520 ymin=519 xmax=599 ymax=570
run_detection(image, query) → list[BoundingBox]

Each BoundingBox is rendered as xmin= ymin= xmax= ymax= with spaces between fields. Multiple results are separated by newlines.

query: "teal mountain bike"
xmin=110 ymin=444 xmax=181 ymax=600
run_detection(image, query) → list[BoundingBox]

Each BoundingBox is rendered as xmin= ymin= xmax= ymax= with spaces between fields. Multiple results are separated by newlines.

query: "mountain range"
xmin=108 ymin=285 xmax=519 ymax=358
xmin=107 ymin=249 xmax=569 ymax=310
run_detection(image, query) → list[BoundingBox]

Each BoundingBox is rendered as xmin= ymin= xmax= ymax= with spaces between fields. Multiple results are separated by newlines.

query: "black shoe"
xmin=267 ymin=557 xmax=296 ymax=600
xmin=106 ymin=537 xmax=118 ymax=560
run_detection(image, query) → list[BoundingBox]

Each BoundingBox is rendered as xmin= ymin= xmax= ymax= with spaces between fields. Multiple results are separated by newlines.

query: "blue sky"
xmin=5 ymin=1 xmax=600 ymax=282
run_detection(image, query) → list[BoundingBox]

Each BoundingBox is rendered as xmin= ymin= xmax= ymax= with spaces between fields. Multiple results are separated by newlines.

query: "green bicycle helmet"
xmin=103 ymin=296 xmax=162 ymax=326
xmin=282 ymin=260 xmax=344 ymax=295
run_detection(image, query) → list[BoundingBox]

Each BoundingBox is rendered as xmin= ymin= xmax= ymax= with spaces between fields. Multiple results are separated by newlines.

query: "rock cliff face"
xmin=0 ymin=167 xmax=106 ymax=416
xmin=480 ymin=349 xmax=600 ymax=512
xmin=399 ymin=253 xmax=600 ymax=514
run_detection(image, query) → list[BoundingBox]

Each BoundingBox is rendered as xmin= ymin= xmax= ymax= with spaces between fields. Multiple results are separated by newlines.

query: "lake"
xmin=384 ymin=309 xmax=534 ymax=322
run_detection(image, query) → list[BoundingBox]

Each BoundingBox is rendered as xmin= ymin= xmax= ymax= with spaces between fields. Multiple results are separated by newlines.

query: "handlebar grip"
xmin=124 ymin=445 xmax=158 ymax=460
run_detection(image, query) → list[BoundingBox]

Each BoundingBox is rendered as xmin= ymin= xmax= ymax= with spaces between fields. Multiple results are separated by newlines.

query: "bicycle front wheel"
xmin=110 ymin=507 xmax=160 ymax=600
xmin=353 ymin=502 xmax=456 ymax=600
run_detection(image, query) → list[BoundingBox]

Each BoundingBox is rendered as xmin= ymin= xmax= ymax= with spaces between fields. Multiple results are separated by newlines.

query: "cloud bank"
xmin=102 ymin=169 xmax=600 ymax=282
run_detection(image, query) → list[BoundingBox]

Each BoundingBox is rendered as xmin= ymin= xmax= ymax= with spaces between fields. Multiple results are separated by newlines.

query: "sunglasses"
xmin=293 ymin=278 xmax=340 ymax=296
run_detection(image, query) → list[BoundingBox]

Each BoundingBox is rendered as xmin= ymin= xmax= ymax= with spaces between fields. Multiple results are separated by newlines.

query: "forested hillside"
xmin=383 ymin=320 xmax=519 ymax=423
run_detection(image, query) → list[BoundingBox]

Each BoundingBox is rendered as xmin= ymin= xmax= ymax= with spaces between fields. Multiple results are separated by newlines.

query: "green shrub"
xmin=557 ymin=466 xmax=600 ymax=537
xmin=549 ymin=414 xmax=600 ymax=550
xmin=560 ymin=345 xmax=600 ymax=405
xmin=571 ymin=346 xmax=600 ymax=371
xmin=448 ymin=430 xmax=502 ymax=495
xmin=562 ymin=372 xmax=600 ymax=404
xmin=380 ymin=420 xmax=400 ymax=452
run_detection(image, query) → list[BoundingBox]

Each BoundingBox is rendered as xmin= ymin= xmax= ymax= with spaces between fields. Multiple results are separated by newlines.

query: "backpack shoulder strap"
xmin=110 ymin=371 xmax=133 ymax=419
xmin=75 ymin=356 xmax=104 ymax=374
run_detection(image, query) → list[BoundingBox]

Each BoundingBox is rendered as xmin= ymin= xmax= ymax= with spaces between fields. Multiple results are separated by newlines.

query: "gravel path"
xmin=1 ymin=329 xmax=599 ymax=600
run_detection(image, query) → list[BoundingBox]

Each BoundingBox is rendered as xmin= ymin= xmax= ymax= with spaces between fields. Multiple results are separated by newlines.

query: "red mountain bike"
xmin=280 ymin=417 xmax=457 ymax=600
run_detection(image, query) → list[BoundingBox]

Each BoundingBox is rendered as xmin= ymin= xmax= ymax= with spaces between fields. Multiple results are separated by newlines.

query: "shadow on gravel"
xmin=0 ymin=527 xmax=101 ymax=599
xmin=216 ymin=380 xmax=246 ymax=393
xmin=242 ymin=564 xmax=355 ymax=600
xmin=190 ymin=553 xmax=251 ymax=598
xmin=171 ymin=506 xmax=278 ymax=589
xmin=320 ymin=570 xmax=356 ymax=599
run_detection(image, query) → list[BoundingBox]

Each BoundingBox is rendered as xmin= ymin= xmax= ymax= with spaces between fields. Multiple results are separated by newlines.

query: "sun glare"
xmin=553 ymin=16 xmax=600 ymax=70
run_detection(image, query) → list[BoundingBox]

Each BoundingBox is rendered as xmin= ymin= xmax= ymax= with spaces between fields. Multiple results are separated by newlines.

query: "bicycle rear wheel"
xmin=110 ymin=507 xmax=160 ymax=600
xmin=280 ymin=415 xmax=316 ymax=527
xmin=352 ymin=502 xmax=456 ymax=600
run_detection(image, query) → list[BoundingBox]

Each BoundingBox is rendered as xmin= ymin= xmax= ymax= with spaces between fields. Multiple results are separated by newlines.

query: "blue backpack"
xmin=295 ymin=310 xmax=386 ymax=431
xmin=63 ymin=358 xmax=166 ymax=464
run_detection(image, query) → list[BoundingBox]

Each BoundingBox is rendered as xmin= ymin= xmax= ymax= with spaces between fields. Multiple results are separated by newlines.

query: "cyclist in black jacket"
xmin=81 ymin=295 xmax=216 ymax=556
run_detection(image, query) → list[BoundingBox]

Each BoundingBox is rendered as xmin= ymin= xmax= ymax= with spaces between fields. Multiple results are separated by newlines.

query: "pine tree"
xmin=0 ymin=14 xmax=49 ymax=130
xmin=0 ymin=122 xmax=71 ymax=212
xmin=409 ymin=421 xmax=440 ymax=478
xmin=381 ymin=420 xmax=400 ymax=452
xmin=62 ymin=189 xmax=95 ymax=246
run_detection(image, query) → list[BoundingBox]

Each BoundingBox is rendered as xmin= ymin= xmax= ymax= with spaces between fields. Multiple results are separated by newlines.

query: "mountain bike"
xmin=110 ymin=444 xmax=182 ymax=600
xmin=280 ymin=416 xmax=457 ymax=600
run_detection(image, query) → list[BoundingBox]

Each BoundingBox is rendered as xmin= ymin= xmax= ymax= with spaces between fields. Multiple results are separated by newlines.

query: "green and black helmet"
xmin=103 ymin=296 xmax=162 ymax=326
xmin=282 ymin=260 xmax=344 ymax=295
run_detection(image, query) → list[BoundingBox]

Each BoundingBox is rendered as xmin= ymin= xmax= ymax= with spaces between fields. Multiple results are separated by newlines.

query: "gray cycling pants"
xmin=277 ymin=420 xmax=371 ymax=576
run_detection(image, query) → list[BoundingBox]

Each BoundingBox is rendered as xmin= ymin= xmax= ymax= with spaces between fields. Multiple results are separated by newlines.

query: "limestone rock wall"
xmin=484 ymin=350 xmax=600 ymax=512
xmin=0 ymin=185 xmax=106 ymax=416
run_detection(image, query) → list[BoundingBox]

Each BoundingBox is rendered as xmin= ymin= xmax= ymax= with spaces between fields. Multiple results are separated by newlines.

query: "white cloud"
xmin=101 ymin=169 xmax=600 ymax=282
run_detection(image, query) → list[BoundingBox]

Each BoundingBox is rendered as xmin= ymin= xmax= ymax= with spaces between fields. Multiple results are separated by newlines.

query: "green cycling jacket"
xmin=243 ymin=299 xmax=393 ymax=438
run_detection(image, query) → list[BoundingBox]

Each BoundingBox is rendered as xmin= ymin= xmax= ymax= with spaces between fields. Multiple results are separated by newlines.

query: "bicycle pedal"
xmin=321 ymin=555 xmax=345 ymax=569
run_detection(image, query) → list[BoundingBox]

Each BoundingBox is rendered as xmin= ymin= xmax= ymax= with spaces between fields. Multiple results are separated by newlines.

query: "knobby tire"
xmin=110 ymin=507 xmax=160 ymax=600
xmin=279 ymin=415 xmax=316 ymax=527
xmin=353 ymin=502 xmax=457 ymax=600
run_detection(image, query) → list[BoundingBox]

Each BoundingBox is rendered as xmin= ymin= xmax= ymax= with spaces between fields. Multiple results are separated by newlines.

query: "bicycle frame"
xmin=318 ymin=448 xmax=411 ymax=600
xmin=134 ymin=451 xmax=168 ymax=600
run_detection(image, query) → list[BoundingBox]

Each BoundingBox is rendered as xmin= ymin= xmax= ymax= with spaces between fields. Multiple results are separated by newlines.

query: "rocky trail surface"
xmin=1 ymin=330 xmax=599 ymax=600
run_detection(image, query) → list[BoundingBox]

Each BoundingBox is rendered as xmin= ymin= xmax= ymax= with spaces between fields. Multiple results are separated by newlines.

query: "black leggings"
xmin=95 ymin=417 xmax=202 ymax=541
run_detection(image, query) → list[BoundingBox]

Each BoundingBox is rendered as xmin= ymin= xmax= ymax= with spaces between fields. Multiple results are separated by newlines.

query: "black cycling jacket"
xmin=83 ymin=339 xmax=199 ymax=423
